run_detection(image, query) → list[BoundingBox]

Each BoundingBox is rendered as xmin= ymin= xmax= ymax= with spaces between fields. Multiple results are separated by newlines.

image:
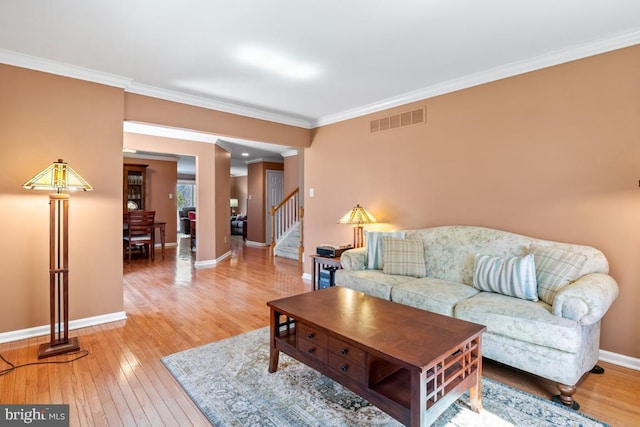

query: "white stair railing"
xmin=269 ymin=188 xmax=303 ymax=262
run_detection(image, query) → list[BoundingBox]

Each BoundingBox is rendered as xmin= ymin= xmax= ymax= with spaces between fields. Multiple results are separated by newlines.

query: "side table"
xmin=310 ymin=254 xmax=342 ymax=291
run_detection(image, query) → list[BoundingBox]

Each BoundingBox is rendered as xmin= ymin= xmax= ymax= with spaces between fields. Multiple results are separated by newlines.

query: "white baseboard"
xmin=301 ymin=273 xmax=312 ymax=282
xmin=599 ymin=349 xmax=640 ymax=371
xmin=246 ymin=240 xmax=268 ymax=247
xmin=0 ymin=311 xmax=127 ymax=344
xmin=194 ymin=251 xmax=231 ymax=269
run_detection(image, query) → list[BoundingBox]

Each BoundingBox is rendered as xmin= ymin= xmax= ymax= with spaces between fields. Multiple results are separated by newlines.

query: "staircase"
xmin=269 ymin=188 xmax=303 ymax=262
xmin=273 ymin=222 xmax=301 ymax=260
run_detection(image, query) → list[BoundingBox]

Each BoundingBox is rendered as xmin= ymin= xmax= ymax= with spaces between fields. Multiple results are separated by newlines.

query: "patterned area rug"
xmin=162 ymin=328 xmax=609 ymax=427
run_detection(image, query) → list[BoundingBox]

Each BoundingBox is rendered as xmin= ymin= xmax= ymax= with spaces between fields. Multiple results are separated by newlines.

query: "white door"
xmin=265 ymin=170 xmax=284 ymax=244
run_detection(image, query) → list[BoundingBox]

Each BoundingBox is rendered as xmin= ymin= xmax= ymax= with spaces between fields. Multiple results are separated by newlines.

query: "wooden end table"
xmin=310 ymin=254 xmax=341 ymax=290
xmin=267 ymin=287 xmax=486 ymax=426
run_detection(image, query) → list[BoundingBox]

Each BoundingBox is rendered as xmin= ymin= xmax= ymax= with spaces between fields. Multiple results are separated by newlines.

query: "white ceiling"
xmin=1 ymin=1 xmax=640 ymax=129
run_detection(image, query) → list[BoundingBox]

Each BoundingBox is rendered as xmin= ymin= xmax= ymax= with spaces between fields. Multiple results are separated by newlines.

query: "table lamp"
xmin=23 ymin=159 xmax=93 ymax=358
xmin=338 ymin=204 xmax=377 ymax=248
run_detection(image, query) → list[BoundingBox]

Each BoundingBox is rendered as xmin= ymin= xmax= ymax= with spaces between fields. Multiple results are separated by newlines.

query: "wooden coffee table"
xmin=267 ymin=286 xmax=486 ymax=427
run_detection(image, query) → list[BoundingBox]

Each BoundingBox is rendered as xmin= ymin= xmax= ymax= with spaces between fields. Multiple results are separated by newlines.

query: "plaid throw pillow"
xmin=531 ymin=244 xmax=587 ymax=305
xmin=382 ymin=236 xmax=426 ymax=278
xmin=365 ymin=231 xmax=406 ymax=269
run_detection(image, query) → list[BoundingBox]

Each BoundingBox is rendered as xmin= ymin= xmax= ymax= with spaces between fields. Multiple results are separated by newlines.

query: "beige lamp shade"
xmin=338 ymin=204 xmax=377 ymax=248
xmin=337 ymin=204 xmax=377 ymax=225
xmin=230 ymin=198 xmax=239 ymax=208
xmin=23 ymin=159 xmax=93 ymax=192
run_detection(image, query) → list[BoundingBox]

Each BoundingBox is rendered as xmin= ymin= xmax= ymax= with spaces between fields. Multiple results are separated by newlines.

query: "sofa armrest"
xmin=552 ymin=273 xmax=619 ymax=325
xmin=340 ymin=247 xmax=367 ymax=270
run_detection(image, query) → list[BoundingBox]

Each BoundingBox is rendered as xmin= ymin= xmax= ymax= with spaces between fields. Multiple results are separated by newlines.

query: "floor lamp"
xmin=338 ymin=204 xmax=377 ymax=248
xmin=23 ymin=159 xmax=93 ymax=359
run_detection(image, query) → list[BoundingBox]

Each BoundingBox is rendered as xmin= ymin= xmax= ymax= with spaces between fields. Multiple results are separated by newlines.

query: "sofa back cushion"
xmin=404 ymin=226 xmax=609 ymax=290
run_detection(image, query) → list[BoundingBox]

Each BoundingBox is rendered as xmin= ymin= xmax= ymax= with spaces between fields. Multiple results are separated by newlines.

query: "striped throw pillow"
xmin=382 ymin=237 xmax=426 ymax=278
xmin=365 ymin=230 xmax=406 ymax=270
xmin=530 ymin=245 xmax=587 ymax=305
xmin=473 ymin=254 xmax=538 ymax=301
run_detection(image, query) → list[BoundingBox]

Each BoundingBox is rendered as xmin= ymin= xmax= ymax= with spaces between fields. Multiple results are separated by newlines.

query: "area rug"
xmin=161 ymin=328 xmax=609 ymax=427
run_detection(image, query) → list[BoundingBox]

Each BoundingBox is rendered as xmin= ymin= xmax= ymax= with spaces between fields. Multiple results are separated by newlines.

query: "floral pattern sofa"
xmin=335 ymin=225 xmax=619 ymax=409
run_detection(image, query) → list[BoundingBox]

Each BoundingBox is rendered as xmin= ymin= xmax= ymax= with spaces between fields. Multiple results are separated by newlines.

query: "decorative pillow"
xmin=530 ymin=244 xmax=587 ymax=305
xmin=473 ymin=254 xmax=538 ymax=301
xmin=382 ymin=237 xmax=426 ymax=278
xmin=365 ymin=231 xmax=406 ymax=270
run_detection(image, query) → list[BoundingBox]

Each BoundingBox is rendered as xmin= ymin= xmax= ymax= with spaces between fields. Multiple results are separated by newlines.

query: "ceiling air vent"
xmin=370 ymin=106 xmax=425 ymax=134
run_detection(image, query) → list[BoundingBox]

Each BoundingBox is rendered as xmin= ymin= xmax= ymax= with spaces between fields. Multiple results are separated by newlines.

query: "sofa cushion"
xmin=473 ymin=254 xmax=538 ymax=301
xmin=391 ymin=278 xmax=480 ymax=317
xmin=365 ymin=231 xmax=406 ymax=270
xmin=454 ymin=292 xmax=582 ymax=353
xmin=531 ymin=244 xmax=587 ymax=305
xmin=335 ymin=270 xmax=413 ymax=300
xmin=405 ymin=226 xmax=532 ymax=286
xmin=382 ymin=237 xmax=426 ymax=278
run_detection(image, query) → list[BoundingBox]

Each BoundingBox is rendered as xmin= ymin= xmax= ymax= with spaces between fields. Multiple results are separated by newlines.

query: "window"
xmin=177 ymin=181 xmax=196 ymax=210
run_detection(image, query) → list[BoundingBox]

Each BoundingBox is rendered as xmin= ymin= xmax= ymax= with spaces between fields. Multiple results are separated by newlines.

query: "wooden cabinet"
xmin=123 ymin=164 xmax=148 ymax=211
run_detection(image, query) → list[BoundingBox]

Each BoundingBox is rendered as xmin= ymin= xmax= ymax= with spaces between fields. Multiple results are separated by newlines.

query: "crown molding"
xmin=126 ymin=82 xmax=312 ymax=129
xmin=0 ymin=49 xmax=311 ymax=129
xmin=123 ymin=121 xmax=220 ymax=143
xmin=0 ymin=49 xmax=133 ymax=88
xmin=215 ymin=139 xmax=233 ymax=153
xmin=5 ymin=28 xmax=640 ymax=132
xmin=313 ymin=30 xmax=640 ymax=128
xmin=244 ymin=157 xmax=284 ymax=166
xmin=123 ymin=152 xmax=179 ymax=162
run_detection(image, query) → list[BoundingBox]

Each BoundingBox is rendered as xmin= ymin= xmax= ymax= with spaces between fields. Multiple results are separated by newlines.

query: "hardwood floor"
xmin=1 ymin=235 xmax=638 ymax=426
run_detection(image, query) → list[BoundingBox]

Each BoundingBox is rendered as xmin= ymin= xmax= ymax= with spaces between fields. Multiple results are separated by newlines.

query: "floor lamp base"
xmin=38 ymin=337 xmax=80 ymax=359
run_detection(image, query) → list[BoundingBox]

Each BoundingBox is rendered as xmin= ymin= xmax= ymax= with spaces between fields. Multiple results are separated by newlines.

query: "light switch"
xmin=309 ymin=188 xmax=314 ymax=197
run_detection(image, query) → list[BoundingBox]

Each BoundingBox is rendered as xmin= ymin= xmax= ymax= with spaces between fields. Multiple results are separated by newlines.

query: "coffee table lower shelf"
xmin=268 ymin=315 xmax=483 ymax=427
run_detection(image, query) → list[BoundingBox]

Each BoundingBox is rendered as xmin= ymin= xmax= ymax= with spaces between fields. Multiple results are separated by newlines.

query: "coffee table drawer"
xmin=328 ymin=353 xmax=365 ymax=383
xmin=298 ymin=323 xmax=328 ymax=347
xmin=327 ymin=336 xmax=365 ymax=365
xmin=298 ymin=337 xmax=328 ymax=363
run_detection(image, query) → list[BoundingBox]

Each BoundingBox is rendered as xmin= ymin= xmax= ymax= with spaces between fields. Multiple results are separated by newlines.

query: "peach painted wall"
xmin=247 ymin=162 xmax=263 ymax=243
xmin=284 ymin=154 xmax=299 ymax=195
xmin=123 ymin=157 xmax=178 ymax=244
xmin=215 ymin=145 xmax=231 ymax=255
xmin=0 ymin=65 xmax=124 ymax=332
xmin=247 ymin=161 xmax=284 ymax=243
xmin=231 ymin=176 xmax=248 ymax=215
xmin=305 ymin=45 xmax=640 ymax=358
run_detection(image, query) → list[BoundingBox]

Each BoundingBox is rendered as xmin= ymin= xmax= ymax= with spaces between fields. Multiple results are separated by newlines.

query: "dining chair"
xmin=123 ymin=211 xmax=156 ymax=262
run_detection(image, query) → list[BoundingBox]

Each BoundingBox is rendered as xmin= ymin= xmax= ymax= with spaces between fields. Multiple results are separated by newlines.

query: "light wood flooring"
xmin=0 ymin=235 xmax=638 ymax=426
